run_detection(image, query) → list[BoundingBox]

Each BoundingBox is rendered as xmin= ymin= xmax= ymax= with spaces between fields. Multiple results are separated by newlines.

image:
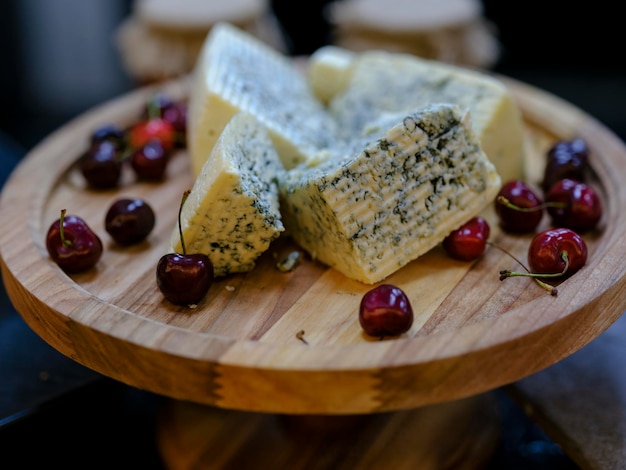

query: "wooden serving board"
xmin=1 ymin=76 xmax=625 ymax=415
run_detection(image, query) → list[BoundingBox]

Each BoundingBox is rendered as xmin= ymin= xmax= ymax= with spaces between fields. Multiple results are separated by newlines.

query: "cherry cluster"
xmin=48 ymin=91 xmax=216 ymax=307
xmin=47 ymin=189 xmax=215 ymax=308
xmin=47 ymin=93 xmax=185 ymax=273
xmin=78 ymin=93 xmax=187 ymax=188
xmin=46 ymin=198 xmax=156 ymax=274
xmin=358 ymin=137 xmax=603 ymax=339
xmin=443 ymin=137 xmax=602 ymax=294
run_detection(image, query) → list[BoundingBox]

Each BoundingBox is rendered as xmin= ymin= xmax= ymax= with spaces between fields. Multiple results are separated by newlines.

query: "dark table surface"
xmin=1 ymin=3 xmax=625 ymax=468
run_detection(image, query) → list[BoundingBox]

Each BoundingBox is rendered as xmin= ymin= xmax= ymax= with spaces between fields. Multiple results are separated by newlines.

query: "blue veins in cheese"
xmin=308 ymin=46 xmax=527 ymax=183
xmin=181 ymin=24 xmax=509 ymax=283
xmin=278 ymin=103 xmax=501 ymax=284
xmin=170 ymin=112 xmax=285 ymax=277
xmin=186 ymin=21 xmax=343 ymax=177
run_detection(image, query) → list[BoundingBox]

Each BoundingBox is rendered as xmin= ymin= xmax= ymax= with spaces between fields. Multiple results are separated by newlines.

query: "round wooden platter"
xmin=1 ymin=76 xmax=625 ymax=416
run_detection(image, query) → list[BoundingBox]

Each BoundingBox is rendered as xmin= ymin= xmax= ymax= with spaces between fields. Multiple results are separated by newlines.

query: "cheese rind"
xmin=187 ymin=21 xmax=342 ymax=176
xmin=310 ymin=48 xmax=526 ymax=182
xmin=278 ymin=103 xmax=501 ymax=284
xmin=171 ymin=112 xmax=284 ymax=277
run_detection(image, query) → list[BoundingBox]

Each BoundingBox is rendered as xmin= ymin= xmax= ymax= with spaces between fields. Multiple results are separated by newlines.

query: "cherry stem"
xmin=501 ymin=251 xmax=569 ymax=280
xmin=147 ymin=95 xmax=161 ymax=120
xmin=178 ymin=190 xmax=191 ymax=255
xmin=497 ymin=195 xmax=566 ymax=212
xmin=487 ymin=240 xmax=559 ymax=296
xmin=500 ymin=251 xmax=569 ymax=297
xmin=296 ymin=330 xmax=309 ymax=345
xmin=487 ymin=240 xmax=528 ymax=271
xmin=59 ymin=209 xmax=72 ymax=247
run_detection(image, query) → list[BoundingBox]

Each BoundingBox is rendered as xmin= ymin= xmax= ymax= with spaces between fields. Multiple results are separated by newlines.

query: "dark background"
xmin=1 ymin=1 xmax=623 ymax=468
xmin=2 ymin=1 xmax=626 ymax=152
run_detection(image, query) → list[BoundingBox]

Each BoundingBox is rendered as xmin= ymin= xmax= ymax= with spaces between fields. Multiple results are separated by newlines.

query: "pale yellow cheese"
xmin=307 ymin=46 xmax=356 ymax=105
xmin=187 ymin=21 xmax=342 ymax=176
xmin=182 ymin=24 xmax=514 ymax=284
xmin=308 ymin=47 xmax=527 ymax=182
xmin=171 ymin=112 xmax=284 ymax=277
xmin=279 ymin=104 xmax=501 ymax=284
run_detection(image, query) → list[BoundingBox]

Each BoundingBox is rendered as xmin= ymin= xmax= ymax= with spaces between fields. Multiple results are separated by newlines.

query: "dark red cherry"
xmin=163 ymin=102 xmax=187 ymax=148
xmin=130 ymin=140 xmax=170 ymax=181
xmin=527 ymin=227 xmax=588 ymax=277
xmin=90 ymin=124 xmax=126 ymax=151
xmin=79 ymin=140 xmax=123 ymax=189
xmin=442 ymin=216 xmax=490 ymax=261
xmin=359 ymin=284 xmax=414 ymax=337
xmin=495 ymin=180 xmax=543 ymax=233
xmin=545 ymin=178 xmax=602 ymax=232
xmin=162 ymin=101 xmax=187 ymax=133
xmin=105 ymin=198 xmax=156 ymax=245
xmin=142 ymin=93 xmax=175 ymax=118
xmin=542 ymin=138 xmax=589 ymax=193
xmin=142 ymin=93 xmax=186 ymax=132
xmin=499 ymin=227 xmax=588 ymax=296
xmin=156 ymin=190 xmax=214 ymax=306
xmin=156 ymin=253 xmax=214 ymax=306
xmin=46 ymin=209 xmax=103 ymax=273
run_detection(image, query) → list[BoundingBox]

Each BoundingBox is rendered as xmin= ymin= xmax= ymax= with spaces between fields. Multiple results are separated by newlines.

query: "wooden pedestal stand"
xmin=156 ymin=393 xmax=500 ymax=470
xmin=2 ymin=73 xmax=626 ymax=470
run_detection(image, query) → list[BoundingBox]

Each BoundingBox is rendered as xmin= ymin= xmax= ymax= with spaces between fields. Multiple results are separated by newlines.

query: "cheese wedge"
xmin=278 ymin=103 xmax=501 ymax=284
xmin=308 ymin=46 xmax=526 ymax=182
xmin=187 ymin=21 xmax=342 ymax=176
xmin=170 ymin=112 xmax=284 ymax=277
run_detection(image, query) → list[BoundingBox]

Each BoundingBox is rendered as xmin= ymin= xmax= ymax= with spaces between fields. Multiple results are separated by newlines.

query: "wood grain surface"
xmin=1 ymin=75 xmax=625 ymax=414
xmin=157 ymin=393 xmax=501 ymax=469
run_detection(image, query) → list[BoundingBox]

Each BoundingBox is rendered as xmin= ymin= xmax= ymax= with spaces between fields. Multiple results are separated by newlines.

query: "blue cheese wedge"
xmin=187 ymin=21 xmax=342 ymax=176
xmin=278 ymin=103 xmax=501 ymax=284
xmin=309 ymin=47 xmax=526 ymax=183
xmin=170 ymin=112 xmax=284 ymax=277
